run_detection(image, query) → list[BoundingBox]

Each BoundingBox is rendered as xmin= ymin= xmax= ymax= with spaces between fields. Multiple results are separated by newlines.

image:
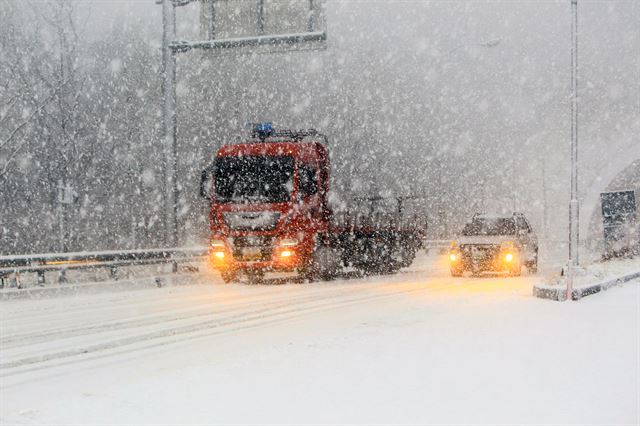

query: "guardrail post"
xmin=37 ymin=270 xmax=46 ymax=286
xmin=172 ymin=261 xmax=178 ymax=273
xmin=110 ymin=266 xmax=119 ymax=280
xmin=59 ymin=269 xmax=67 ymax=284
xmin=15 ymin=271 xmax=22 ymax=289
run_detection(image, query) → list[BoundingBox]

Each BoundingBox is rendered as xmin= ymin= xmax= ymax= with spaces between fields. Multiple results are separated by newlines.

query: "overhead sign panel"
xmin=173 ymin=0 xmax=327 ymax=54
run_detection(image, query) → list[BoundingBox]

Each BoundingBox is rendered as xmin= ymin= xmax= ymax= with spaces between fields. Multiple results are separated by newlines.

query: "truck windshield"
xmin=462 ymin=218 xmax=516 ymax=236
xmin=214 ymin=155 xmax=294 ymax=203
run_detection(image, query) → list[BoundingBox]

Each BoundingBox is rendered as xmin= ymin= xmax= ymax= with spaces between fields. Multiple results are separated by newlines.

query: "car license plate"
xmin=472 ymin=248 xmax=484 ymax=259
xmin=242 ymin=247 xmax=261 ymax=261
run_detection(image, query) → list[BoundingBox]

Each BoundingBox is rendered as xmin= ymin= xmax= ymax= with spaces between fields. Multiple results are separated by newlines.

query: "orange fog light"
xmin=281 ymin=250 xmax=293 ymax=258
xmin=504 ymin=253 xmax=514 ymax=262
xmin=214 ymin=251 xmax=225 ymax=259
xmin=449 ymin=253 xmax=457 ymax=262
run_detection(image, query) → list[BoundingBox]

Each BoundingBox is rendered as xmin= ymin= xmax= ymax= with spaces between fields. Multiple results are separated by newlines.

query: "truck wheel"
xmin=385 ymin=260 xmax=402 ymax=274
xmin=302 ymin=263 xmax=338 ymax=282
xmin=221 ymin=271 xmax=237 ymax=283
xmin=302 ymin=245 xmax=342 ymax=282
xmin=300 ymin=264 xmax=320 ymax=282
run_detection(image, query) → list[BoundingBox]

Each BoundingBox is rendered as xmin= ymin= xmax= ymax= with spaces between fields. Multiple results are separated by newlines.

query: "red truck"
xmin=200 ymin=124 xmax=426 ymax=283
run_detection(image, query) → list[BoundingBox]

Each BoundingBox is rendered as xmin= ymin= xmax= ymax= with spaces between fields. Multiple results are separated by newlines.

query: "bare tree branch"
xmin=0 ymin=93 xmax=21 ymax=127
xmin=0 ymin=79 xmax=70 ymax=181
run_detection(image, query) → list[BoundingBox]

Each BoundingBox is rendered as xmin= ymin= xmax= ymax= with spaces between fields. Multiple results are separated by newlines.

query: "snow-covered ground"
xmin=1 ymin=253 xmax=638 ymax=425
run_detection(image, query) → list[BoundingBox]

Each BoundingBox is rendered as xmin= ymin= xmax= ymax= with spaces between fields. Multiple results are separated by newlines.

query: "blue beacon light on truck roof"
xmin=254 ymin=122 xmax=274 ymax=140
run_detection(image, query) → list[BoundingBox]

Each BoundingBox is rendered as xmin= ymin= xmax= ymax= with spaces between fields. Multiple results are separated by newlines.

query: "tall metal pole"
xmin=257 ymin=0 xmax=265 ymax=35
xmin=162 ymin=0 xmax=178 ymax=248
xmin=542 ymin=156 xmax=548 ymax=241
xmin=308 ymin=0 xmax=315 ymax=32
xmin=202 ymin=0 xmax=215 ymax=39
xmin=567 ymin=0 xmax=579 ymax=300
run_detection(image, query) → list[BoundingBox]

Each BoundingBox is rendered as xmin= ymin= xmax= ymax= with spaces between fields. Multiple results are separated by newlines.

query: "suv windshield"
xmin=462 ymin=218 xmax=516 ymax=236
xmin=214 ymin=155 xmax=293 ymax=203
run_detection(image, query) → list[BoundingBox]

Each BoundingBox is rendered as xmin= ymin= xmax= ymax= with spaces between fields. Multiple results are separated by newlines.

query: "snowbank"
xmin=533 ymin=257 xmax=640 ymax=300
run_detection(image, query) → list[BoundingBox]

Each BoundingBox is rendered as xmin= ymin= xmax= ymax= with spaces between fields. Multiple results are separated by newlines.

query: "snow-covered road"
xmin=1 ymin=253 xmax=638 ymax=424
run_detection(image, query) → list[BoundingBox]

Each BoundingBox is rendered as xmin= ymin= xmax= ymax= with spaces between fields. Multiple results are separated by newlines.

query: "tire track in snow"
xmin=1 ymin=285 xmax=341 ymax=347
xmin=1 ymin=262 xmax=445 ymax=347
xmin=1 ymin=277 xmax=476 ymax=376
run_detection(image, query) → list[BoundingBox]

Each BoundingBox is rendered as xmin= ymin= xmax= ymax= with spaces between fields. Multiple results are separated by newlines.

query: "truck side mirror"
xmin=199 ymin=167 xmax=214 ymax=200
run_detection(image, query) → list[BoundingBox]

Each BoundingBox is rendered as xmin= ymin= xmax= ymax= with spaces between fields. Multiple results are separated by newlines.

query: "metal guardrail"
xmin=1 ymin=240 xmax=453 ymax=289
xmin=422 ymin=239 xmax=451 ymax=253
xmin=0 ymin=246 xmax=208 ymax=288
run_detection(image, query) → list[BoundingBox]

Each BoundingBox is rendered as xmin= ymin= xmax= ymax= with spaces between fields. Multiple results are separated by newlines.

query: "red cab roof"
xmin=217 ymin=141 xmax=325 ymax=162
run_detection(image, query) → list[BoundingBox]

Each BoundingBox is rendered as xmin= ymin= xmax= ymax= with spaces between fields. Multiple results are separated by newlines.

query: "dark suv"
xmin=449 ymin=213 xmax=538 ymax=277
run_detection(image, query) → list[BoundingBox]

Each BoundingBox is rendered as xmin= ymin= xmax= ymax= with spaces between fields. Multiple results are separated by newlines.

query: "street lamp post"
xmin=567 ymin=0 xmax=579 ymax=300
xmin=161 ymin=0 xmax=178 ymax=249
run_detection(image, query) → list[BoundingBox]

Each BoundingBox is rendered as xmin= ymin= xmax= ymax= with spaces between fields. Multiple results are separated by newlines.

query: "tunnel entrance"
xmin=587 ymin=159 xmax=640 ymax=257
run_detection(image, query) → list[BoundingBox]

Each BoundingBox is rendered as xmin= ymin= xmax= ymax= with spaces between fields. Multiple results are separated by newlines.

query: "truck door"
xmin=298 ymin=162 xmax=321 ymax=222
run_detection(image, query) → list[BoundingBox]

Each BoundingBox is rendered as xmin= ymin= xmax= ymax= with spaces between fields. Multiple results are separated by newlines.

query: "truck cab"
xmin=200 ymin=124 xmax=332 ymax=282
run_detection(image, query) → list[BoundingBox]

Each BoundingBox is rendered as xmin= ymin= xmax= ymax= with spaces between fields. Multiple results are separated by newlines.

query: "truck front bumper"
xmin=208 ymin=246 xmax=304 ymax=272
xmin=450 ymin=245 xmax=519 ymax=272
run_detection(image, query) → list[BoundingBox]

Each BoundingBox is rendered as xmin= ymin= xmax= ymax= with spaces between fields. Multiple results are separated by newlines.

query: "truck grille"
xmin=224 ymin=211 xmax=280 ymax=231
xmin=229 ymin=235 xmax=274 ymax=262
